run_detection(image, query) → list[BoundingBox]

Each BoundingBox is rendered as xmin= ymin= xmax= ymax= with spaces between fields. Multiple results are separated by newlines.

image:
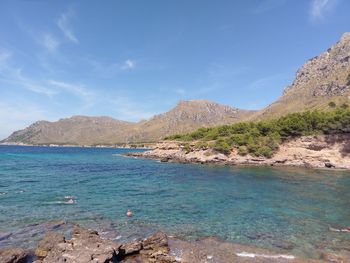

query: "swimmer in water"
xmin=329 ymin=226 xmax=350 ymax=232
xmin=126 ymin=209 xmax=133 ymax=217
xmin=65 ymin=198 xmax=75 ymax=204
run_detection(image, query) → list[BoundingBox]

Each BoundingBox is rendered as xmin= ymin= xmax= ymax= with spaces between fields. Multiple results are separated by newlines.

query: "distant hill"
xmin=252 ymin=32 xmax=350 ymax=120
xmin=2 ymin=116 xmax=134 ymax=145
xmin=2 ymin=100 xmax=254 ymax=145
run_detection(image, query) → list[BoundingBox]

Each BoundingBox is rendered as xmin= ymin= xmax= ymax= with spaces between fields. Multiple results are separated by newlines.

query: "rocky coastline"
xmin=2 ymin=221 xmax=349 ymax=263
xmin=124 ymin=134 xmax=350 ymax=170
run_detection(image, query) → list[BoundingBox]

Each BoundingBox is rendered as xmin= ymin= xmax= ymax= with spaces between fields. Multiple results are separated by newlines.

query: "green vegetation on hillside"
xmin=165 ymin=108 xmax=350 ymax=158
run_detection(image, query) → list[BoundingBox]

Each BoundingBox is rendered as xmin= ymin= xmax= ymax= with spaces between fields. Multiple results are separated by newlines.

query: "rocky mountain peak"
xmin=340 ymin=32 xmax=350 ymax=42
xmin=283 ymin=33 xmax=350 ymax=97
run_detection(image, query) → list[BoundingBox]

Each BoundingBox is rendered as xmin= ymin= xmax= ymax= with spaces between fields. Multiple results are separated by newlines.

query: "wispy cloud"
xmin=246 ymin=73 xmax=288 ymax=91
xmin=0 ymin=58 xmax=57 ymax=97
xmin=121 ymin=59 xmax=136 ymax=70
xmin=104 ymin=96 xmax=156 ymax=121
xmin=48 ymin=80 xmax=94 ymax=99
xmin=0 ymin=50 xmax=94 ymax=99
xmin=57 ymin=9 xmax=79 ymax=44
xmin=41 ymin=33 xmax=60 ymax=53
xmin=310 ymin=0 xmax=338 ymax=21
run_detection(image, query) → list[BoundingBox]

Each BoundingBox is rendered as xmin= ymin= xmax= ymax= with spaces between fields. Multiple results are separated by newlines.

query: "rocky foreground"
xmin=125 ymin=134 xmax=350 ymax=170
xmin=1 ymin=222 xmax=349 ymax=263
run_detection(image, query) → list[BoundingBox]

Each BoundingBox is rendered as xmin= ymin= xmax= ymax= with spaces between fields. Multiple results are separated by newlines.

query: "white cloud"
xmin=121 ymin=59 xmax=136 ymax=70
xmin=310 ymin=0 xmax=337 ymax=21
xmin=42 ymin=34 xmax=60 ymax=53
xmin=48 ymin=80 xmax=93 ymax=99
xmin=57 ymin=10 xmax=79 ymax=44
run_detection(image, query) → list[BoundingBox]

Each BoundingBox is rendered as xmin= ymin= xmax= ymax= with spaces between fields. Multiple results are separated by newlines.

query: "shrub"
xmin=213 ymin=138 xmax=232 ymax=155
xmin=341 ymin=103 xmax=349 ymax=109
xmin=256 ymin=146 xmax=274 ymax=158
xmin=194 ymin=141 xmax=208 ymax=150
xmin=328 ymin=101 xmax=336 ymax=108
xmin=182 ymin=143 xmax=191 ymax=153
xmin=238 ymin=146 xmax=248 ymax=156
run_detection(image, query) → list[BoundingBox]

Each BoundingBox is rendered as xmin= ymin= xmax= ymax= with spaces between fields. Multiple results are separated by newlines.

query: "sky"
xmin=0 ymin=0 xmax=350 ymax=139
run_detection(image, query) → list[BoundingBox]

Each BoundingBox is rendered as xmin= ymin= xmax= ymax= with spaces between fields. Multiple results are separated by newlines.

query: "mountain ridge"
xmin=3 ymin=32 xmax=350 ymax=145
xmin=2 ymin=100 xmax=255 ymax=145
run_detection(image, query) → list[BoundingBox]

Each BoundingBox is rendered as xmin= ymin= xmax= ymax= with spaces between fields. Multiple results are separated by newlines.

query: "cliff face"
xmin=3 ymin=101 xmax=254 ymax=145
xmin=254 ymin=32 xmax=350 ymax=120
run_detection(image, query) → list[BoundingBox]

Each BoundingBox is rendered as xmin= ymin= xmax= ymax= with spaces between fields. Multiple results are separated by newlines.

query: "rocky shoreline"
xmin=2 ymin=221 xmax=349 ymax=263
xmin=124 ymin=134 xmax=350 ymax=170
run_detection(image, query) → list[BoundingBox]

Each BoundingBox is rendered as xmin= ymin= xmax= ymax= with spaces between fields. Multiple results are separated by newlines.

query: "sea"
xmin=0 ymin=145 xmax=349 ymax=259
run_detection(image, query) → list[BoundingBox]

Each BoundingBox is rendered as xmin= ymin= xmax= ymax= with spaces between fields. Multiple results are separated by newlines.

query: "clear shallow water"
xmin=0 ymin=145 xmax=350 ymax=258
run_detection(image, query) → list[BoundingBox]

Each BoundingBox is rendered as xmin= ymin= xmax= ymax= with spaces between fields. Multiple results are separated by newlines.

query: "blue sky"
xmin=0 ymin=0 xmax=349 ymax=139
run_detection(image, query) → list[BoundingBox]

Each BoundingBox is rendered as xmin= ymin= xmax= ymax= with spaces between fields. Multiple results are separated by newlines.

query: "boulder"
xmin=119 ymin=240 xmax=142 ymax=255
xmin=41 ymin=226 xmax=120 ymax=263
xmin=140 ymin=232 xmax=176 ymax=263
xmin=0 ymin=247 xmax=28 ymax=263
xmin=142 ymin=231 xmax=168 ymax=251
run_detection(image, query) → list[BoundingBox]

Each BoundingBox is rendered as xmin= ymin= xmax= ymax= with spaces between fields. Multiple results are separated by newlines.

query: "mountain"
xmin=253 ymin=32 xmax=350 ymax=120
xmin=4 ymin=33 xmax=350 ymax=145
xmin=2 ymin=100 xmax=254 ymax=145
xmin=3 ymin=116 xmax=134 ymax=145
xmin=124 ymin=100 xmax=255 ymax=142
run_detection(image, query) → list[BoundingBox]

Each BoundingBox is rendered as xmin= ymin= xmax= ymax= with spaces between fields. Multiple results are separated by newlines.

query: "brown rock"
xmin=139 ymin=232 xmax=177 ymax=263
xmin=35 ymin=231 xmax=65 ymax=258
xmin=42 ymin=226 xmax=120 ymax=263
xmin=0 ymin=247 xmax=28 ymax=263
xmin=142 ymin=231 xmax=168 ymax=251
xmin=119 ymin=240 xmax=143 ymax=255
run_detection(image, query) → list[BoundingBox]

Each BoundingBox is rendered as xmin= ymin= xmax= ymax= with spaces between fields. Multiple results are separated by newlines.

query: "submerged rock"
xmin=0 ymin=247 xmax=28 ymax=263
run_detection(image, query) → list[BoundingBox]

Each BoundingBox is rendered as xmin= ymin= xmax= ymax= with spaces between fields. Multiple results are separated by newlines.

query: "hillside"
xmin=125 ymin=100 xmax=254 ymax=142
xmin=2 ymin=116 xmax=134 ymax=145
xmin=253 ymin=32 xmax=350 ymax=120
xmin=2 ymin=100 xmax=254 ymax=145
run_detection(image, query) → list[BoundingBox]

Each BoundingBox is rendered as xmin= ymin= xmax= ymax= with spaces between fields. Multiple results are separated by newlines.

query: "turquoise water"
xmin=1 ymin=145 xmax=350 ymax=258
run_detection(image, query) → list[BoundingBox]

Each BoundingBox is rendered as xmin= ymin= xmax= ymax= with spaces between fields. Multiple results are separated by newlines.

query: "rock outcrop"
xmin=126 ymin=134 xmax=350 ymax=170
xmin=5 ymin=225 xmax=350 ymax=262
xmin=0 ymin=247 xmax=28 ymax=263
xmin=31 ymin=226 xmax=177 ymax=263
xmin=35 ymin=227 xmax=120 ymax=263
